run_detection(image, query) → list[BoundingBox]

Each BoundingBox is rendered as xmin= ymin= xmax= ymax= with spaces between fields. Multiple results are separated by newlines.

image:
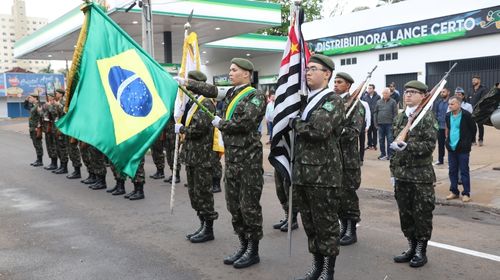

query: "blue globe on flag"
xmin=108 ymin=66 xmax=153 ymax=117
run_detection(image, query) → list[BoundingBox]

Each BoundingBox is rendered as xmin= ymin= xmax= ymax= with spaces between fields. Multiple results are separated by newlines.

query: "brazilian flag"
xmin=57 ymin=3 xmax=177 ymax=177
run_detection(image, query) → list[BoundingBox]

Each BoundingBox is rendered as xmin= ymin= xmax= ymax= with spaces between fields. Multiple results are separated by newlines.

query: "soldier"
xmin=177 ymin=70 xmax=219 ymax=243
xmin=291 ymin=54 xmax=344 ymax=280
xmin=149 ymin=126 xmax=166 ymax=180
xmin=52 ymin=89 xmax=69 ymax=174
xmin=66 ymin=137 xmax=83 ymax=179
xmin=334 ymin=72 xmax=364 ymax=246
xmin=88 ymin=146 xmax=107 ymax=190
xmin=272 ymin=169 xmax=298 ymax=232
xmin=182 ymin=58 xmax=266 ymax=269
xmin=80 ymin=142 xmax=97 ymax=185
xmin=107 ymin=159 xmax=146 ymax=200
xmin=42 ymin=93 xmax=58 ymax=170
xmin=163 ymin=117 xmax=182 ymax=184
xmin=25 ymin=93 xmax=44 ymax=167
xmin=390 ymin=80 xmax=437 ymax=268
xmin=211 ymin=150 xmax=222 ymax=193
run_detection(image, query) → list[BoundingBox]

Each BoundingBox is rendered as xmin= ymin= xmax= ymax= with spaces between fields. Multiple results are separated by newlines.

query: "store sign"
xmin=3 ymin=73 xmax=65 ymax=97
xmin=214 ymin=74 xmax=231 ymax=86
xmin=310 ymin=5 xmax=500 ymax=56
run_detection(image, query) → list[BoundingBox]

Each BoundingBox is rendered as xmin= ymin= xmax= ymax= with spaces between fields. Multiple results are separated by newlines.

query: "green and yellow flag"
xmin=57 ymin=3 xmax=177 ymax=177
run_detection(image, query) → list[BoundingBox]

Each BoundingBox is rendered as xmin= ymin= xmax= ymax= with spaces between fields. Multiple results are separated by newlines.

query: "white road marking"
xmin=429 ymin=241 xmax=500 ymax=262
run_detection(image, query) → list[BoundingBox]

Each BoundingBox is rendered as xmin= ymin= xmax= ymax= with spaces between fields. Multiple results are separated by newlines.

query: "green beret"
xmin=47 ymin=92 xmax=55 ymax=98
xmin=231 ymin=58 xmax=254 ymax=72
xmin=55 ymin=88 xmax=65 ymax=95
xmin=404 ymin=80 xmax=428 ymax=92
xmin=29 ymin=92 xmax=39 ymax=98
xmin=187 ymin=70 xmax=207 ymax=82
xmin=335 ymin=72 xmax=354 ymax=84
xmin=309 ymin=54 xmax=335 ymax=71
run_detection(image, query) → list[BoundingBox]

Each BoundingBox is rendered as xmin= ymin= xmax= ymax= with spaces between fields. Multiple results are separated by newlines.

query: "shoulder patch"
xmin=433 ymin=120 xmax=439 ymax=130
xmin=250 ymin=96 xmax=262 ymax=107
xmin=322 ymin=101 xmax=334 ymax=112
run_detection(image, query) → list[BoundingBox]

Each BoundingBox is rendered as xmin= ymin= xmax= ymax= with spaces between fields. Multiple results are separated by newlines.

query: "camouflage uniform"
xmin=111 ymin=158 xmax=145 ymax=183
xmin=390 ymin=110 xmax=437 ymax=241
xmin=42 ymin=103 xmax=57 ymax=159
xmin=53 ymin=100 xmax=69 ymax=165
xmin=339 ymin=97 xmax=364 ymax=223
xmin=67 ymin=139 xmax=82 ymax=168
xmin=188 ymin=81 xmax=266 ymax=241
xmin=80 ymin=142 xmax=93 ymax=174
xmin=89 ymin=146 xmax=107 ymax=177
xmin=212 ymin=150 xmax=223 ymax=180
xmin=180 ymin=97 xmax=218 ymax=221
xmin=150 ymin=125 xmax=166 ymax=169
xmin=28 ymin=102 xmax=43 ymax=158
xmin=274 ymin=169 xmax=298 ymax=213
xmin=292 ymin=90 xmax=345 ymax=256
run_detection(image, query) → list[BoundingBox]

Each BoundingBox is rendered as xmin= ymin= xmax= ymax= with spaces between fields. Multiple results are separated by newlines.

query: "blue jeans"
xmin=448 ymin=151 xmax=470 ymax=196
xmin=378 ymin=124 xmax=393 ymax=158
xmin=266 ymin=121 xmax=273 ymax=141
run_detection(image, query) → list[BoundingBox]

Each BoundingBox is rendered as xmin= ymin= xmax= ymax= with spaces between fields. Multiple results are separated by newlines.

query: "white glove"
xmin=390 ymin=141 xmax=407 ymax=152
xmin=174 ymin=123 xmax=183 ymax=134
xmin=390 ymin=177 xmax=395 ymax=187
xmin=173 ymin=76 xmax=186 ymax=86
xmin=212 ymin=116 xmax=222 ymax=128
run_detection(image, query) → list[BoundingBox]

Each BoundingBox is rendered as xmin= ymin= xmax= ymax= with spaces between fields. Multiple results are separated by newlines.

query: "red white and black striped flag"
xmin=269 ymin=6 xmax=310 ymax=183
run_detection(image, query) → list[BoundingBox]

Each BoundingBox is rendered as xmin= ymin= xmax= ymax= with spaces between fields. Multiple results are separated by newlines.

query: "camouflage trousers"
xmin=212 ymin=151 xmax=223 ymax=179
xmin=394 ymin=180 xmax=435 ymax=241
xmin=186 ymin=165 xmax=218 ymax=221
xmin=338 ymin=168 xmax=361 ymax=222
xmin=55 ymin=133 xmax=69 ymax=164
xmin=89 ymin=146 xmax=107 ymax=176
xmin=151 ymin=136 xmax=165 ymax=170
xmin=67 ymin=139 xmax=82 ymax=168
xmin=29 ymin=130 xmax=43 ymax=157
xmin=295 ymin=185 xmax=341 ymax=256
xmin=274 ymin=169 xmax=298 ymax=213
xmin=80 ymin=144 xmax=92 ymax=173
xmin=111 ymin=158 xmax=145 ymax=183
xmin=44 ymin=131 xmax=57 ymax=159
xmin=225 ymin=163 xmax=263 ymax=241
xmin=165 ymin=139 xmax=181 ymax=173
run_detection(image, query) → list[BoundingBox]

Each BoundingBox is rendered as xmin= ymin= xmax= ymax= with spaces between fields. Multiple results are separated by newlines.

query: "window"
xmin=340 ymin=57 xmax=357 ymax=66
xmin=346 ymin=58 xmax=352 ymax=65
xmin=385 ymin=53 xmax=391 ymax=60
xmin=392 ymin=52 xmax=398 ymax=60
xmin=379 ymin=52 xmax=399 ymax=61
xmin=340 ymin=59 xmax=345 ymax=66
xmin=379 ymin=54 xmax=385 ymax=61
xmin=352 ymin=57 xmax=357 ymax=64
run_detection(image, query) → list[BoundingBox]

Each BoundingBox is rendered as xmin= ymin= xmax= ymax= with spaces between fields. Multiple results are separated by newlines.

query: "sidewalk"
xmin=4 ymin=118 xmax=500 ymax=211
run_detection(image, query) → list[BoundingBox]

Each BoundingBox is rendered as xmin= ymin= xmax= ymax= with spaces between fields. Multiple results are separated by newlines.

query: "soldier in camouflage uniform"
xmin=211 ymin=150 xmax=222 ymax=193
xmin=66 ymin=138 xmax=83 ymax=179
xmin=390 ymin=80 xmax=437 ymax=268
xmin=334 ymin=72 xmax=364 ymax=246
xmin=184 ymin=58 xmax=265 ymax=269
xmin=107 ymin=158 xmax=146 ymax=200
xmin=163 ymin=117 xmax=182 ymax=183
xmin=42 ymin=93 xmax=58 ymax=170
xmin=52 ymin=89 xmax=69 ymax=174
xmin=272 ymin=169 xmax=299 ymax=232
xmin=80 ymin=142 xmax=97 ymax=184
xmin=149 ymin=126 xmax=166 ymax=180
xmin=88 ymin=146 xmax=107 ymax=190
xmin=291 ymin=54 xmax=344 ymax=280
xmin=178 ymin=70 xmax=219 ymax=243
xmin=25 ymin=93 xmax=44 ymax=167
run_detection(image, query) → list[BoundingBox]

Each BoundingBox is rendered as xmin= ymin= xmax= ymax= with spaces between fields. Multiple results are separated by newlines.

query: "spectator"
xmin=361 ymin=84 xmax=380 ymax=150
xmin=374 ymin=88 xmax=398 ymax=160
xmin=445 ymin=96 xmax=475 ymax=203
xmin=265 ymin=93 xmax=275 ymax=144
xmin=452 ymin=87 xmax=473 ymax=113
xmin=470 ymin=75 xmax=488 ymax=146
xmin=432 ymin=87 xmax=450 ymax=165
xmin=389 ymin=82 xmax=402 ymax=109
xmin=359 ymin=99 xmax=371 ymax=165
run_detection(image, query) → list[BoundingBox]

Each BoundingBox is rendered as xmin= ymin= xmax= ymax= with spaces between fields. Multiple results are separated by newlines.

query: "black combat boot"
xmin=317 ymin=256 xmax=336 ymax=280
xmin=393 ymin=238 xmax=416 ymax=263
xmin=164 ymin=170 xmax=173 ymax=183
xmin=212 ymin=177 xmax=221 ymax=193
xmin=107 ymin=179 xmax=122 ymax=193
xmin=111 ymin=179 xmax=126 ymax=196
xmin=280 ymin=211 xmax=299 ymax=232
xmin=54 ymin=162 xmax=68 ymax=174
xmin=44 ymin=157 xmax=58 ymax=170
xmin=149 ymin=168 xmax=165 ymax=179
xmin=296 ymin=253 xmax=324 ymax=280
xmin=409 ymin=240 xmax=428 ymax=267
xmin=273 ymin=212 xmax=287 ymax=229
xmin=233 ymin=239 xmax=260 ymax=269
xmin=31 ymin=156 xmax=43 ymax=167
xmin=223 ymin=234 xmax=248 ymax=265
xmin=339 ymin=219 xmax=347 ymax=239
xmin=175 ymin=169 xmax=181 ymax=183
xmin=90 ymin=175 xmax=107 ymax=190
xmin=339 ymin=219 xmax=357 ymax=246
xmin=186 ymin=215 xmax=205 ymax=240
xmin=128 ymin=183 xmax=145 ymax=200
xmin=190 ymin=219 xmax=214 ymax=243
xmin=66 ymin=166 xmax=81 ymax=179
xmin=82 ymin=173 xmax=96 ymax=184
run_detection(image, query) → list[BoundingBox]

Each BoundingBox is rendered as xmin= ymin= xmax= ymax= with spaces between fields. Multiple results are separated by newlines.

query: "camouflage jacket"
xmin=180 ymin=97 xmax=215 ymax=167
xmin=292 ymin=91 xmax=345 ymax=187
xmin=165 ymin=117 xmax=176 ymax=144
xmin=188 ymin=81 xmax=266 ymax=167
xmin=340 ymin=95 xmax=364 ymax=170
xmin=390 ymin=110 xmax=438 ymax=183
xmin=41 ymin=103 xmax=56 ymax=132
xmin=28 ymin=103 xmax=42 ymax=131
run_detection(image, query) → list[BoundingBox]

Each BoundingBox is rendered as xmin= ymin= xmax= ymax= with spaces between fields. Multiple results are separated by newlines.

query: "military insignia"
xmin=433 ymin=120 xmax=439 ymax=130
xmin=322 ymin=101 xmax=334 ymax=112
xmin=250 ymin=97 xmax=262 ymax=107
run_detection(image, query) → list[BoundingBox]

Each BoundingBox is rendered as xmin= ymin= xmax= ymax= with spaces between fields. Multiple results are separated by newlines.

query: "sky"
xmin=0 ymin=0 xmax=83 ymax=21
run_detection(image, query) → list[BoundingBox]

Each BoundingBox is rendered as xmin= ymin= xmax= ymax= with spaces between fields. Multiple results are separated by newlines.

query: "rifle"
xmin=345 ymin=65 xmax=378 ymax=118
xmin=394 ymin=63 xmax=457 ymax=142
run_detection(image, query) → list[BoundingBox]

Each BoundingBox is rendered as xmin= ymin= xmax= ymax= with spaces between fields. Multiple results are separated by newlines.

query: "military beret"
xmin=309 ymin=54 xmax=335 ymax=71
xmin=231 ymin=58 xmax=254 ymax=72
xmin=188 ymin=70 xmax=207 ymax=82
xmin=47 ymin=92 xmax=55 ymax=97
xmin=55 ymin=88 xmax=65 ymax=95
xmin=29 ymin=92 xmax=39 ymax=98
xmin=335 ymin=72 xmax=354 ymax=84
xmin=404 ymin=80 xmax=428 ymax=92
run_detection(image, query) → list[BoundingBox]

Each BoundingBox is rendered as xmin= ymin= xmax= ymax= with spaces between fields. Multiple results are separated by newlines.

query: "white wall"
xmin=0 ymin=98 xmax=8 ymax=118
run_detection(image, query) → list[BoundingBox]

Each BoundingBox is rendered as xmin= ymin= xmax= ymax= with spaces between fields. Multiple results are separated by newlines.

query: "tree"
xmin=258 ymin=0 xmax=323 ymax=36
xmin=39 ymin=63 xmax=54 ymax=74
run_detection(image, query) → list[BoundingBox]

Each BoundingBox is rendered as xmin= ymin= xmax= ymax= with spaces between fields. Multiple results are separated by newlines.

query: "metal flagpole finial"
xmin=184 ymin=9 xmax=194 ymax=31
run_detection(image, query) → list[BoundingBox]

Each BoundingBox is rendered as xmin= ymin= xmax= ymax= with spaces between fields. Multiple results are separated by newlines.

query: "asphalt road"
xmin=1 ymin=128 xmax=499 ymax=280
